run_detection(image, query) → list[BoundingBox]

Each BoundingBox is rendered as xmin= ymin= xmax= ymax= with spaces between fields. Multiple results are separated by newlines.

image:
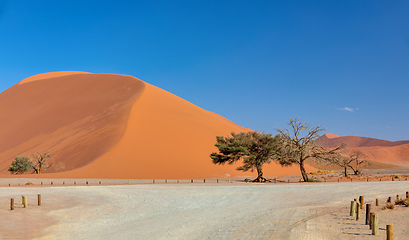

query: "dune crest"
xmin=19 ymin=71 xmax=91 ymax=84
xmin=324 ymin=133 xmax=340 ymax=139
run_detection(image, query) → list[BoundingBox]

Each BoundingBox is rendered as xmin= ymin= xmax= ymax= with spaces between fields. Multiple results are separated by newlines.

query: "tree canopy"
xmin=32 ymin=151 xmax=52 ymax=174
xmin=210 ymin=131 xmax=279 ymax=182
xmin=8 ymin=156 xmax=33 ymax=174
xmin=276 ymin=118 xmax=343 ymax=182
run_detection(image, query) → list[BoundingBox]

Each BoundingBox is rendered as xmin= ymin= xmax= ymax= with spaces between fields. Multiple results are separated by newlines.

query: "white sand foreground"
xmin=0 ymin=181 xmax=408 ymax=239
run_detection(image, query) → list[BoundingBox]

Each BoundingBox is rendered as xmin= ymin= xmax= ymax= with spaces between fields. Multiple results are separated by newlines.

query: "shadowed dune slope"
xmin=0 ymin=73 xmax=145 ymax=172
xmin=317 ymin=133 xmax=409 ymax=167
xmin=0 ymin=72 xmax=314 ymax=179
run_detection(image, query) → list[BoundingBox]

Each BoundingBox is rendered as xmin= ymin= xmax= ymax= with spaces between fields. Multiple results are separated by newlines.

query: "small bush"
xmin=395 ymin=198 xmax=409 ymax=207
xmin=383 ymin=202 xmax=395 ymax=210
xmin=8 ymin=156 xmax=33 ymax=174
xmin=306 ymin=178 xmax=321 ymax=182
xmin=394 ymin=174 xmax=401 ymax=179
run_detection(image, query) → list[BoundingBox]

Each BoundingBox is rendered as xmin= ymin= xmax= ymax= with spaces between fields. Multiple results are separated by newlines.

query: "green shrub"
xmin=8 ymin=156 xmax=33 ymax=174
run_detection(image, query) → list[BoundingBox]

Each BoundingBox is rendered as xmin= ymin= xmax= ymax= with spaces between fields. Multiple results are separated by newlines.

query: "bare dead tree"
xmin=276 ymin=118 xmax=343 ymax=182
xmin=325 ymin=150 xmax=368 ymax=177
xmin=32 ymin=151 xmax=53 ymax=174
xmin=347 ymin=150 xmax=368 ymax=175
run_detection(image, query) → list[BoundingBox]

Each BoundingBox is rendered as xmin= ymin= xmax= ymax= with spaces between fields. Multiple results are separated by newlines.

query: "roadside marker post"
xmin=365 ymin=204 xmax=371 ymax=225
xmin=387 ymin=224 xmax=394 ymax=240
xmin=356 ymin=202 xmax=361 ymax=220
xmin=371 ymin=213 xmax=379 ymax=235
xmin=10 ymin=198 xmax=14 ymax=210
xmin=22 ymin=196 xmax=27 ymax=208
xmin=350 ymin=201 xmax=356 ymax=217
xmin=359 ymin=196 xmax=364 ymax=209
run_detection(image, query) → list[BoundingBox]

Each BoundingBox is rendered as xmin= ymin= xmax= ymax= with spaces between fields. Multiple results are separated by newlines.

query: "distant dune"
xmin=0 ymin=72 xmax=313 ymax=179
xmin=317 ymin=133 xmax=409 ymax=167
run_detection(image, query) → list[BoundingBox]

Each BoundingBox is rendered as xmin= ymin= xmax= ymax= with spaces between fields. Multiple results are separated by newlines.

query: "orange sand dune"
xmin=0 ymin=72 xmax=314 ymax=179
xmin=317 ymin=133 xmax=409 ymax=167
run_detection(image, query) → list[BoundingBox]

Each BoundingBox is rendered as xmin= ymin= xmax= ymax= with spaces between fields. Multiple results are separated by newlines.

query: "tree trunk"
xmin=348 ymin=165 xmax=357 ymax=175
xmin=344 ymin=167 xmax=348 ymax=177
xmin=300 ymin=162 xmax=309 ymax=182
xmin=253 ymin=167 xmax=265 ymax=182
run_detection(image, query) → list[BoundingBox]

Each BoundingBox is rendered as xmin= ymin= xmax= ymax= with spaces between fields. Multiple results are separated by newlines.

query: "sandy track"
xmin=0 ymin=181 xmax=408 ymax=239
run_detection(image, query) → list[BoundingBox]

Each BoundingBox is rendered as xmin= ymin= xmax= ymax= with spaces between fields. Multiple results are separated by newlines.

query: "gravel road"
xmin=0 ymin=181 xmax=408 ymax=239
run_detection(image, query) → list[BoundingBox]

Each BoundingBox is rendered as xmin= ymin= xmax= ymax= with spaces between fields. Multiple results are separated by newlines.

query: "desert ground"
xmin=0 ymin=175 xmax=408 ymax=240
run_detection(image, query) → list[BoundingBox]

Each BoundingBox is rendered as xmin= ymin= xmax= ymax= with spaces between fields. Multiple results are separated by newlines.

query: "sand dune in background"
xmin=318 ymin=134 xmax=409 ymax=167
xmin=0 ymin=72 xmax=314 ymax=179
xmin=0 ymin=73 xmax=145 ymax=172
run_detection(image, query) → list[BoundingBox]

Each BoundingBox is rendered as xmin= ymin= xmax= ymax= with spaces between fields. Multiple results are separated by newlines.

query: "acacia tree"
xmin=8 ymin=156 xmax=33 ymax=174
xmin=32 ymin=151 xmax=53 ymax=174
xmin=346 ymin=150 xmax=368 ymax=175
xmin=326 ymin=150 xmax=368 ymax=177
xmin=210 ymin=131 xmax=279 ymax=182
xmin=276 ymin=118 xmax=343 ymax=182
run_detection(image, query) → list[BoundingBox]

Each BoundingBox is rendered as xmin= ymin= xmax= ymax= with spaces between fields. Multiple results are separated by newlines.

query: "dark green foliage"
xmin=8 ymin=156 xmax=33 ymax=174
xmin=210 ymin=131 xmax=280 ymax=182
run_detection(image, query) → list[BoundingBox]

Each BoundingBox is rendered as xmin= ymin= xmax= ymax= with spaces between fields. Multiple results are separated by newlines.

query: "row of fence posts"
xmin=349 ymin=192 xmax=408 ymax=239
xmin=8 ymin=181 xmax=104 ymax=186
xmin=151 ymin=179 xmax=232 ymax=184
xmin=10 ymin=194 xmax=41 ymax=210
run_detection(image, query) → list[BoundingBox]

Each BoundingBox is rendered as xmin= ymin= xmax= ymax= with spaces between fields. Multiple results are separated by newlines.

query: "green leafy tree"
xmin=276 ymin=118 xmax=343 ymax=182
xmin=8 ymin=156 xmax=33 ymax=174
xmin=210 ymin=131 xmax=279 ymax=182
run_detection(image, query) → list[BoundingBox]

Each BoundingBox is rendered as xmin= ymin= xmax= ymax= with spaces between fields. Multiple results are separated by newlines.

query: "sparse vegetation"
xmin=8 ymin=156 xmax=33 ymax=174
xmin=31 ymin=151 xmax=53 ymax=174
xmin=276 ymin=118 xmax=343 ymax=182
xmin=211 ymin=131 xmax=280 ymax=182
xmin=383 ymin=202 xmax=395 ymax=210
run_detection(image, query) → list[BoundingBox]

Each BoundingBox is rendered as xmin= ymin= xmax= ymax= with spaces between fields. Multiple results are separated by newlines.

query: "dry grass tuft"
xmin=382 ymin=202 xmax=395 ymax=210
xmin=25 ymin=182 xmax=35 ymax=185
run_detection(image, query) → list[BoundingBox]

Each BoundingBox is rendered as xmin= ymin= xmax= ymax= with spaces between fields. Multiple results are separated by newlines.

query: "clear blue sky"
xmin=0 ymin=0 xmax=408 ymax=141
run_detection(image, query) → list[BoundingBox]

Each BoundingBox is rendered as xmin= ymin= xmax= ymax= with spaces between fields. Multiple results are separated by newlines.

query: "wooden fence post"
xmin=204 ymin=179 xmax=206 ymax=183
xmin=350 ymin=201 xmax=356 ymax=217
xmin=387 ymin=224 xmax=394 ymax=240
xmin=365 ymin=204 xmax=371 ymax=225
xmin=356 ymin=202 xmax=361 ymax=220
xmin=359 ymin=196 xmax=364 ymax=209
xmin=216 ymin=179 xmax=219 ymax=183
xmin=38 ymin=194 xmax=41 ymax=206
xmin=371 ymin=213 xmax=378 ymax=235
xmin=191 ymin=179 xmax=193 ymax=183
xmin=153 ymin=179 xmax=155 ymax=184
xmin=165 ymin=179 xmax=167 ymax=183
xmin=10 ymin=198 xmax=14 ymax=210
xmin=22 ymin=196 xmax=27 ymax=208
xmin=376 ymin=199 xmax=379 ymax=206
xmin=369 ymin=212 xmax=374 ymax=229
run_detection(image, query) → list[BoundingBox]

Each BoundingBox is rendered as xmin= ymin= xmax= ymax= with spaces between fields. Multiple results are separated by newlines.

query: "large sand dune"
xmin=318 ymin=133 xmax=409 ymax=167
xmin=0 ymin=72 xmax=310 ymax=179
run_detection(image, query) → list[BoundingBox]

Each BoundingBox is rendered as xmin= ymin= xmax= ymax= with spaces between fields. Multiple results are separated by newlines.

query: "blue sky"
xmin=0 ymin=0 xmax=408 ymax=141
